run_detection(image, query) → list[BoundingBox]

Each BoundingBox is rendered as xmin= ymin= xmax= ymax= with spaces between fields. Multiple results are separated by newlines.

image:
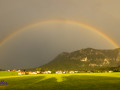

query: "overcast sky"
xmin=0 ymin=0 xmax=120 ymax=69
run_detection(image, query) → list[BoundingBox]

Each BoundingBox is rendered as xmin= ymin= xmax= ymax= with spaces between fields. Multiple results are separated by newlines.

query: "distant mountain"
xmin=39 ymin=48 xmax=120 ymax=71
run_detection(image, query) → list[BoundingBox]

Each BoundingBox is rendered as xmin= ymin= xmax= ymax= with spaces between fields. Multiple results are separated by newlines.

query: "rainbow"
xmin=0 ymin=19 xmax=119 ymax=48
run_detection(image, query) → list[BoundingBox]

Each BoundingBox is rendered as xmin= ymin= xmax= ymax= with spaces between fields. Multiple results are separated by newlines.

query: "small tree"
xmin=36 ymin=68 xmax=42 ymax=72
xmin=51 ymin=69 xmax=56 ymax=73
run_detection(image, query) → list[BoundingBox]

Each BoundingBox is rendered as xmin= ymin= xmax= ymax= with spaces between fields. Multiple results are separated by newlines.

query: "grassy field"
xmin=1 ymin=72 xmax=120 ymax=90
xmin=0 ymin=71 xmax=18 ymax=77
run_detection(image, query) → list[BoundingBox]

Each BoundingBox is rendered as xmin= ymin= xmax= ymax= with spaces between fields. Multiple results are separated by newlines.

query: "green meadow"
xmin=1 ymin=72 xmax=120 ymax=90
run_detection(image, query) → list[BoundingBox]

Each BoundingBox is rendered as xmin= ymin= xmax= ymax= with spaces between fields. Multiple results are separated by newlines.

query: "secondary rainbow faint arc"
xmin=0 ymin=19 xmax=119 ymax=48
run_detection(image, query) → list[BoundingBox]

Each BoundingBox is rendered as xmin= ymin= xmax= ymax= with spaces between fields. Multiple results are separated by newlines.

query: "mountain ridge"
xmin=39 ymin=48 xmax=120 ymax=71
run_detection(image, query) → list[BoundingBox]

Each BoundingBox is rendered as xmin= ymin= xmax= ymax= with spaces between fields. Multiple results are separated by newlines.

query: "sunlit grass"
xmin=1 ymin=72 xmax=120 ymax=90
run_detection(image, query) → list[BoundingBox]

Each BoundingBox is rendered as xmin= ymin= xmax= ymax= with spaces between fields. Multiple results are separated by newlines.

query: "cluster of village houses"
xmin=13 ymin=70 xmax=113 ymax=75
xmin=17 ymin=70 xmax=78 ymax=75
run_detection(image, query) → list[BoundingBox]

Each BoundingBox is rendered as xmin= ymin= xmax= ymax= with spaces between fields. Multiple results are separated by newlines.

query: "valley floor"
xmin=0 ymin=73 xmax=120 ymax=90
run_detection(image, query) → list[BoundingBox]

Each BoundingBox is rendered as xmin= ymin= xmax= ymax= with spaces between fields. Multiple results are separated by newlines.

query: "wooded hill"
xmin=39 ymin=48 xmax=120 ymax=71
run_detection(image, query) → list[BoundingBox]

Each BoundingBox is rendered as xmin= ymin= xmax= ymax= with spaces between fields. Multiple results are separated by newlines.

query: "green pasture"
xmin=0 ymin=72 xmax=120 ymax=90
xmin=0 ymin=71 xmax=18 ymax=77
